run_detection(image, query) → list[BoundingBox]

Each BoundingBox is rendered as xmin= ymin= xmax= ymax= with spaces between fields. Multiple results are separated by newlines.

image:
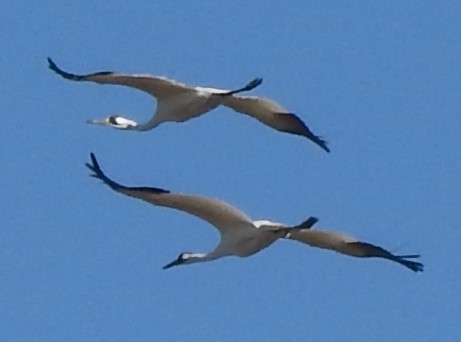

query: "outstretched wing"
xmin=86 ymin=153 xmax=254 ymax=235
xmin=48 ymin=57 xmax=194 ymax=99
xmin=222 ymin=95 xmax=330 ymax=153
xmin=289 ymin=228 xmax=424 ymax=272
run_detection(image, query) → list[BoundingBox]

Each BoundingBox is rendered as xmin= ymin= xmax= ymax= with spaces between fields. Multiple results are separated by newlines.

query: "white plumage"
xmin=86 ymin=153 xmax=423 ymax=272
xmin=48 ymin=58 xmax=329 ymax=152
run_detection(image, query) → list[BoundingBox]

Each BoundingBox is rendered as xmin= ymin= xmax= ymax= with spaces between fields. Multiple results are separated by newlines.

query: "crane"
xmin=86 ymin=153 xmax=422 ymax=271
xmin=49 ymin=58 xmax=329 ymax=152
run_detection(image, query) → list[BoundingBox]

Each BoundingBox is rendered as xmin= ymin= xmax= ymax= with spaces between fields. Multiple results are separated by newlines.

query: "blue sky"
xmin=1 ymin=1 xmax=460 ymax=341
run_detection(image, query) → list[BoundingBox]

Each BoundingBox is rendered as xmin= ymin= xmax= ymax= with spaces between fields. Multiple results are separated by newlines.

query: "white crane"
xmin=86 ymin=153 xmax=423 ymax=272
xmin=48 ymin=58 xmax=330 ymax=152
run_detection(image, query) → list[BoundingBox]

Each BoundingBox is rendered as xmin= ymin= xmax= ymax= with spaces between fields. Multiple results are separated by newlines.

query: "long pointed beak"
xmin=86 ymin=118 xmax=106 ymax=125
xmin=162 ymin=259 xmax=182 ymax=270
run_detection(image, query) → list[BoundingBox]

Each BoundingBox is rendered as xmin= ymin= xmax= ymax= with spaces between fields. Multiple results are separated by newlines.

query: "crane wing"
xmin=222 ymin=95 xmax=330 ymax=152
xmin=290 ymin=229 xmax=358 ymax=251
xmin=86 ymin=153 xmax=254 ymax=235
xmin=48 ymin=58 xmax=194 ymax=99
xmin=289 ymin=228 xmax=423 ymax=272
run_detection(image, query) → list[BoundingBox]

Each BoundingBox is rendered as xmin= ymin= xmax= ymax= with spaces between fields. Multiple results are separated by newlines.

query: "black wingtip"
xmin=47 ymin=57 xmax=54 ymax=68
xmin=305 ymin=131 xmax=330 ymax=153
xmin=47 ymin=57 xmax=58 ymax=71
xmin=244 ymin=77 xmax=263 ymax=91
xmin=396 ymin=254 xmax=421 ymax=259
xmin=396 ymin=257 xmax=424 ymax=273
xmin=86 ymin=153 xmax=170 ymax=195
xmin=47 ymin=57 xmax=62 ymax=75
xmin=348 ymin=241 xmax=424 ymax=273
xmin=278 ymin=113 xmax=331 ymax=153
xmin=85 ymin=153 xmax=121 ymax=190
xmin=47 ymin=57 xmax=83 ymax=81
xmin=89 ymin=152 xmax=98 ymax=168
xmin=87 ymin=152 xmax=99 ymax=173
xmin=316 ymin=138 xmax=330 ymax=153
xmin=394 ymin=254 xmax=424 ymax=272
xmin=298 ymin=216 xmax=318 ymax=229
xmin=252 ymin=77 xmax=263 ymax=88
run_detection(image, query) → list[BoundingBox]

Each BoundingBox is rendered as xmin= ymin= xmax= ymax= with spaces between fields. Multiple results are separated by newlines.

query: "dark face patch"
xmin=162 ymin=253 xmax=187 ymax=269
xmin=108 ymin=116 xmax=118 ymax=125
xmin=179 ymin=253 xmax=189 ymax=262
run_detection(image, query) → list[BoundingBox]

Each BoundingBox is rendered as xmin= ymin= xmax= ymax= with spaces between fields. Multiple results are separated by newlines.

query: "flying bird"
xmin=48 ymin=58 xmax=329 ymax=152
xmin=86 ymin=153 xmax=423 ymax=272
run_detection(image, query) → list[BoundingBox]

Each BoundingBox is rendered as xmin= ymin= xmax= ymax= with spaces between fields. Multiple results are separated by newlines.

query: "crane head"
xmin=86 ymin=115 xmax=137 ymax=130
xmin=162 ymin=252 xmax=203 ymax=269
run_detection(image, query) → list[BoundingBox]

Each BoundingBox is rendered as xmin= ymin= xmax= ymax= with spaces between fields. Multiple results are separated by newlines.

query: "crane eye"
xmin=108 ymin=116 xmax=118 ymax=125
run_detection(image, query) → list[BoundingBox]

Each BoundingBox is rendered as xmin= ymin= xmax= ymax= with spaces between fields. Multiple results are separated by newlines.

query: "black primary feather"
xmin=48 ymin=57 xmax=113 ymax=81
xmin=86 ymin=153 xmax=169 ymax=194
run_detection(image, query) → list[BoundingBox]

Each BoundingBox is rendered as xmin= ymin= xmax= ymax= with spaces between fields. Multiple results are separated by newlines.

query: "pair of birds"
xmin=49 ymin=58 xmax=423 ymax=272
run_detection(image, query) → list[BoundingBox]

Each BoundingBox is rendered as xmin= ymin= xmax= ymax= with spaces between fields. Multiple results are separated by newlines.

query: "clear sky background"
xmin=1 ymin=1 xmax=460 ymax=341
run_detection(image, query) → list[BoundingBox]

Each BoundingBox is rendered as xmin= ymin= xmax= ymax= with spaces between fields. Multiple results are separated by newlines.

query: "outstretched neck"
xmin=133 ymin=117 xmax=163 ymax=132
xmin=186 ymin=251 xmax=224 ymax=265
xmin=186 ymin=253 xmax=212 ymax=265
xmin=133 ymin=123 xmax=156 ymax=131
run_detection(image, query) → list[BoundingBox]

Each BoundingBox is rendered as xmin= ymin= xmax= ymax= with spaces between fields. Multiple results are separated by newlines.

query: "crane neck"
xmin=133 ymin=117 xmax=163 ymax=131
xmin=186 ymin=251 xmax=226 ymax=265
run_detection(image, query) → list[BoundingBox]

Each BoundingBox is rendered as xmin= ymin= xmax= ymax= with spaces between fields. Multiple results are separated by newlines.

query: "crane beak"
xmin=162 ymin=258 xmax=182 ymax=270
xmin=86 ymin=118 xmax=107 ymax=126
